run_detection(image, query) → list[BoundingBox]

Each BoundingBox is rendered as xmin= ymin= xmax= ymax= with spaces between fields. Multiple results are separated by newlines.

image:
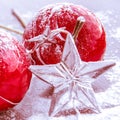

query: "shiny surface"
xmin=0 ymin=0 xmax=120 ymax=119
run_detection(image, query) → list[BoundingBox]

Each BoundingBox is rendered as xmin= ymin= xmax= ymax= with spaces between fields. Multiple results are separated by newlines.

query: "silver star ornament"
xmin=29 ymin=32 xmax=115 ymax=117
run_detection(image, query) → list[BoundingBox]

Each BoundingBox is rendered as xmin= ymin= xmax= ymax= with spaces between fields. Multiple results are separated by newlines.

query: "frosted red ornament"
xmin=0 ymin=30 xmax=32 ymax=110
xmin=23 ymin=3 xmax=106 ymax=65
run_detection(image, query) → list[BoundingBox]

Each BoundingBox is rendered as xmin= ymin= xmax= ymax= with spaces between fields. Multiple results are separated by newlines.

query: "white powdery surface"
xmin=12 ymin=61 xmax=120 ymax=120
xmin=20 ymin=65 xmax=120 ymax=120
xmin=27 ymin=106 xmax=120 ymax=120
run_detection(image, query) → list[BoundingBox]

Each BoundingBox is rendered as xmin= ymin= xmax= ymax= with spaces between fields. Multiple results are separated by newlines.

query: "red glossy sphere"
xmin=23 ymin=3 xmax=106 ymax=65
xmin=0 ymin=30 xmax=32 ymax=110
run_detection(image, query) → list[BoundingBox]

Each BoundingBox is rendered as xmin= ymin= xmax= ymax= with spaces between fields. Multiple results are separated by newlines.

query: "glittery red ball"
xmin=0 ymin=30 xmax=32 ymax=110
xmin=23 ymin=3 xmax=106 ymax=65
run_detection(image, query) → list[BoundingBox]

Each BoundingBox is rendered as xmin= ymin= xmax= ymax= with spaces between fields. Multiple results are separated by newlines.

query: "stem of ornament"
xmin=72 ymin=16 xmax=85 ymax=41
xmin=11 ymin=9 xmax=26 ymax=29
xmin=0 ymin=25 xmax=23 ymax=35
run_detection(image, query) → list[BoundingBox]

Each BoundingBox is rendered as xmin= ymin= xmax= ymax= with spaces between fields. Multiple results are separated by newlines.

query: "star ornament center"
xmin=55 ymin=60 xmax=92 ymax=89
xmin=29 ymin=32 xmax=115 ymax=117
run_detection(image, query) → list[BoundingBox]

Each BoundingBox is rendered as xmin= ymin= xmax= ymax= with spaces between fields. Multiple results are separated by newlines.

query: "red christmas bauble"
xmin=23 ymin=3 xmax=106 ymax=65
xmin=0 ymin=30 xmax=32 ymax=110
